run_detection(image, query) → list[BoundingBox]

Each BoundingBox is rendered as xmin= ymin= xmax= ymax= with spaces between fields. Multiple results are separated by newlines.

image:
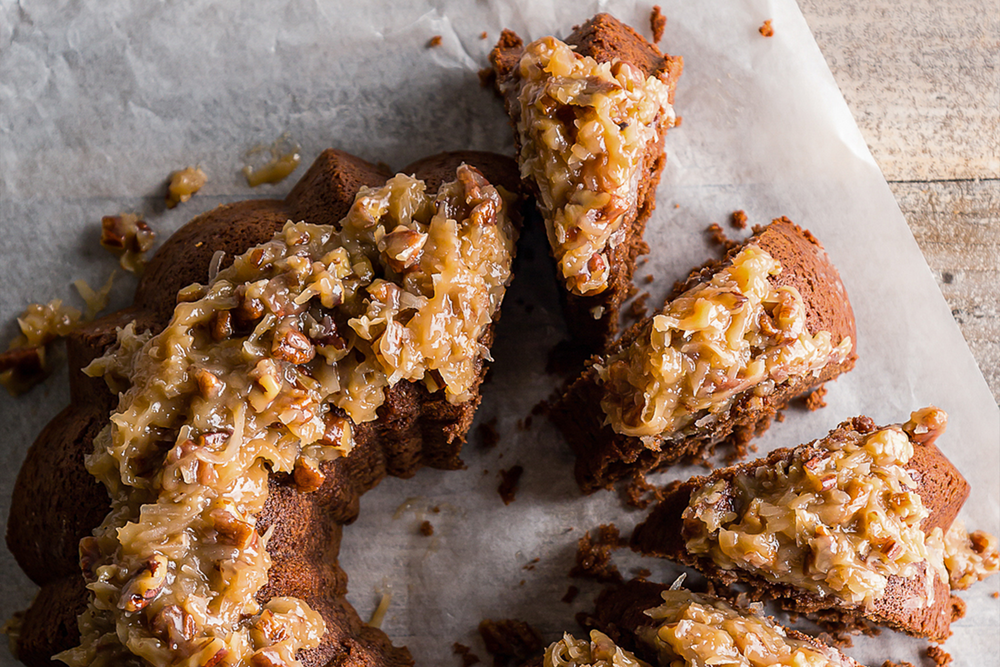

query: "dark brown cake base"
xmin=490 ymin=14 xmax=683 ymax=352
xmin=6 ymin=149 xmax=522 ymax=667
xmin=630 ymin=415 xmax=970 ymax=641
xmin=550 ymin=218 xmax=858 ymax=493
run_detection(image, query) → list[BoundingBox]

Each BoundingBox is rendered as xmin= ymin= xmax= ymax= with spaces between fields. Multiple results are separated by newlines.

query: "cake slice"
xmin=6 ymin=149 xmax=522 ymax=667
xmin=630 ymin=408 xmax=999 ymax=641
xmin=542 ymin=580 xmax=862 ymax=667
xmin=490 ymin=13 xmax=683 ymax=350
xmin=550 ymin=218 xmax=857 ymax=492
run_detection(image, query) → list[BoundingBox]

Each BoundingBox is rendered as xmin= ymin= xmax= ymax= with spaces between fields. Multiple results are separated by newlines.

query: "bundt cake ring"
xmin=6 ymin=148 xmax=524 ymax=667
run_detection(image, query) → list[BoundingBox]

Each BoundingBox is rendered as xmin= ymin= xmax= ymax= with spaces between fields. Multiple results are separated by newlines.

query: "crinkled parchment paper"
xmin=1 ymin=0 xmax=996 ymax=665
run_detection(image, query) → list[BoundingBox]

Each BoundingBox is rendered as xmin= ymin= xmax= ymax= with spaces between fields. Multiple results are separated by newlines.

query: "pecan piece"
xmin=250 ymin=649 xmax=288 ymax=667
xmin=79 ymin=536 xmax=101 ymax=582
xmin=310 ymin=315 xmax=346 ymax=351
xmin=293 ymin=458 xmax=326 ymax=493
xmin=196 ymin=369 xmax=224 ymax=398
xmin=118 ymin=553 xmax=168 ymax=612
xmin=318 ymin=412 xmax=349 ymax=449
xmin=251 ymin=609 xmax=290 ymax=645
xmin=379 ymin=226 xmax=427 ymax=271
xmin=272 ymin=324 xmax=315 ymax=365
xmin=151 ymin=604 xmax=196 ymax=650
xmin=209 ymin=506 xmax=255 ymax=549
xmin=212 ymin=310 xmax=233 ymax=341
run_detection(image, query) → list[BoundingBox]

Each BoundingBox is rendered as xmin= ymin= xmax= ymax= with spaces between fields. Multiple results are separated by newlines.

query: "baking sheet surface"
xmin=1 ymin=0 xmax=997 ymax=665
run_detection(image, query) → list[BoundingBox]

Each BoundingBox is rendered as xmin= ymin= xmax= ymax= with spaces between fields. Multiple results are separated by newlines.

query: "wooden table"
xmin=799 ymin=0 xmax=999 ymax=404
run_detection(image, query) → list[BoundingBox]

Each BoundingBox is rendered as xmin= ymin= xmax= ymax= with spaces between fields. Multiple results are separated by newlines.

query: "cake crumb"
xmin=622 ymin=472 xmax=665 ymax=509
xmin=759 ymin=20 xmax=774 ymax=37
xmin=479 ymin=31 xmax=488 ymax=40
xmin=571 ymin=524 xmax=626 ymax=583
xmin=498 ymin=465 xmax=524 ymax=505
xmin=775 ymin=410 xmax=786 ymax=422
xmin=950 ymin=595 xmax=967 ymax=621
xmin=673 ymin=115 xmax=682 ymax=127
xmin=453 ymin=642 xmax=481 ymax=667
xmin=561 ymin=585 xmax=580 ymax=603
xmin=428 ymin=35 xmax=443 ymax=48
xmin=992 ymin=591 xmax=999 ymax=599
xmin=523 ymin=558 xmax=539 ymax=571
xmin=419 ymin=520 xmax=434 ymax=536
xmin=730 ymin=209 xmax=748 ymax=229
xmin=643 ymin=275 xmax=654 ymax=284
xmin=628 ymin=292 xmax=650 ymax=320
xmin=634 ymin=567 xmax=652 ymax=579
xmin=649 ymin=5 xmax=666 ymax=43
xmin=926 ymin=646 xmax=952 ymax=667
xmin=478 ymin=619 xmax=542 ymax=667
xmin=879 ymin=662 xmax=914 ymax=667
xmin=803 ymin=385 xmax=828 ymax=411
xmin=707 ymin=223 xmax=739 ymax=252
xmin=477 ymin=418 xmax=500 ymax=450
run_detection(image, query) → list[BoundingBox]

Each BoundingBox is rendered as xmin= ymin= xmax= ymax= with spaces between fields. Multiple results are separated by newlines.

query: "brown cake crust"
xmin=6 ymin=149 xmax=522 ymax=666
xmin=583 ymin=579 xmax=863 ymax=667
xmin=490 ymin=14 xmax=683 ymax=351
xmin=550 ymin=218 xmax=858 ymax=493
xmin=630 ymin=416 xmax=970 ymax=641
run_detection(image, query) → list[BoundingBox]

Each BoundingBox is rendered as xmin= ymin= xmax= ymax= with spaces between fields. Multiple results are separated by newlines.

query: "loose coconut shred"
xmin=63 ymin=165 xmax=517 ymax=667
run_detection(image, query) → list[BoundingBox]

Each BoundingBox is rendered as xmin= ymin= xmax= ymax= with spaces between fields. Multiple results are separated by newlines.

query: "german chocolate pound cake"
xmin=631 ymin=408 xmax=1000 ymax=641
xmin=490 ymin=13 xmax=683 ymax=350
xmin=5 ymin=149 xmax=523 ymax=667
xmin=558 ymin=579 xmax=862 ymax=667
xmin=551 ymin=218 xmax=858 ymax=493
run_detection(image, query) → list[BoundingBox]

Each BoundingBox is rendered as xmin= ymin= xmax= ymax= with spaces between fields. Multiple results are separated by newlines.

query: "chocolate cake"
xmin=5 ymin=148 xmax=523 ymax=667
xmin=630 ymin=411 xmax=973 ymax=641
xmin=490 ymin=13 xmax=683 ymax=350
xmin=550 ymin=218 xmax=858 ymax=493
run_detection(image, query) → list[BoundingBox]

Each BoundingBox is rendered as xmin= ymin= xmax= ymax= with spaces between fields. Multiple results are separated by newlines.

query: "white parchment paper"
xmin=1 ymin=1 xmax=997 ymax=666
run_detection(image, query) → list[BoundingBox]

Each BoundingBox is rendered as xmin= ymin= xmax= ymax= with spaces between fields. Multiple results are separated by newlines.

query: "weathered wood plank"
xmin=798 ymin=0 xmax=1000 ymax=182
xmin=889 ymin=179 xmax=1000 ymax=403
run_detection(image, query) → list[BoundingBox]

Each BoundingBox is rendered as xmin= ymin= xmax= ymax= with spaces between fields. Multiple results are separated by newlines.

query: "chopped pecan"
xmin=196 ymin=369 xmax=223 ymax=398
xmin=151 ymin=604 xmax=195 ymax=650
xmin=118 ymin=553 xmax=168 ymax=612
xmin=212 ymin=310 xmax=233 ymax=341
xmin=79 ymin=536 xmax=101 ymax=582
xmin=209 ymin=506 xmax=255 ymax=549
xmin=318 ymin=412 xmax=348 ymax=448
xmin=272 ymin=324 xmax=315 ymax=365
xmin=101 ymin=214 xmax=155 ymax=253
xmin=380 ymin=227 xmax=427 ymax=271
xmin=250 ymin=649 xmax=287 ymax=667
xmin=309 ymin=315 xmax=346 ymax=350
xmin=293 ymin=458 xmax=326 ymax=493
xmin=251 ymin=609 xmax=289 ymax=645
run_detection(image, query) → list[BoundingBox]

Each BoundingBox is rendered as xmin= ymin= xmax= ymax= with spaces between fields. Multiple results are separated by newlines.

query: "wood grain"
xmin=799 ymin=0 xmax=1000 ymax=403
